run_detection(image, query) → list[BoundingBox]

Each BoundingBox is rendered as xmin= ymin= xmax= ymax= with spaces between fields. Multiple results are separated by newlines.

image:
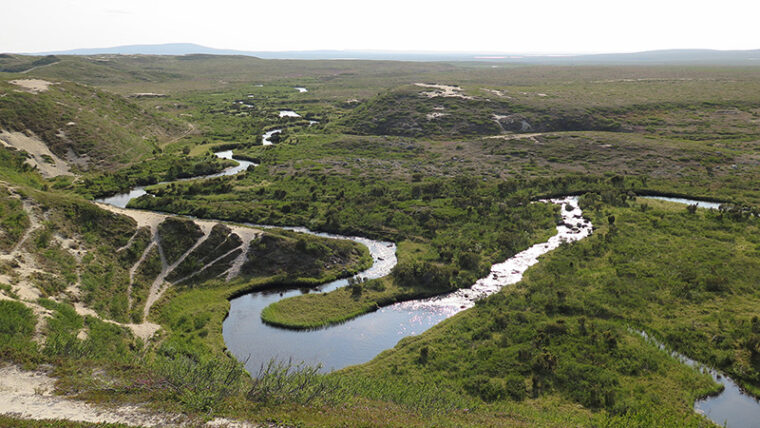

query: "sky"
xmin=3 ymin=0 xmax=760 ymax=54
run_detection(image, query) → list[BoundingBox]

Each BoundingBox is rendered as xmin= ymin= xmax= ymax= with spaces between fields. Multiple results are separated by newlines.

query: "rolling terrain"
xmin=1 ymin=54 xmax=760 ymax=427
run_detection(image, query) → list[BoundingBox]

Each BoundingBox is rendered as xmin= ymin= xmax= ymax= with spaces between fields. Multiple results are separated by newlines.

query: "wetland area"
xmin=2 ymin=53 xmax=760 ymax=427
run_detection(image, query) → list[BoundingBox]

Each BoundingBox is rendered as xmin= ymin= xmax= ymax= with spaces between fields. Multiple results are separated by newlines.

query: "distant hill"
xmin=32 ymin=43 xmax=257 ymax=57
xmin=23 ymin=43 xmax=760 ymax=65
xmin=0 ymin=77 xmax=185 ymax=170
xmin=530 ymin=49 xmax=760 ymax=65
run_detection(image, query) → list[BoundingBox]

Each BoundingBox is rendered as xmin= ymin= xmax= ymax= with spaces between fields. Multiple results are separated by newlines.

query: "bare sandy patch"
xmin=415 ymin=83 xmax=474 ymax=100
xmin=426 ymin=112 xmax=448 ymax=120
xmin=0 ymin=365 xmax=185 ymax=427
xmin=486 ymin=132 xmax=544 ymax=144
xmin=95 ymin=203 xmax=167 ymax=230
xmin=123 ymin=322 xmax=162 ymax=342
xmin=9 ymin=79 xmax=54 ymax=93
xmin=57 ymin=130 xmax=91 ymax=169
xmin=0 ymin=364 xmax=261 ymax=426
xmin=0 ymin=131 xmax=72 ymax=178
xmin=486 ymin=132 xmax=545 ymax=139
xmin=95 ymin=203 xmax=262 ymax=319
xmin=207 ymin=418 xmax=257 ymax=428
xmin=492 ymin=114 xmax=534 ymax=133
xmin=225 ymin=227 xmax=260 ymax=281
xmin=483 ymin=88 xmax=513 ymax=99
xmin=72 ymin=303 xmax=160 ymax=342
xmin=128 ymin=93 xmax=167 ymax=98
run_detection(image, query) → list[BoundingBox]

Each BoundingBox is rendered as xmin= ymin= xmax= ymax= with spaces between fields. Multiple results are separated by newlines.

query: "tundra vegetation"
xmin=1 ymin=54 xmax=760 ymax=426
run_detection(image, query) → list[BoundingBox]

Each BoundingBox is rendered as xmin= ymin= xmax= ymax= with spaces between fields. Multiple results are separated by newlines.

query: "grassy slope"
xmin=342 ymin=197 xmax=755 ymax=425
xmin=14 ymin=54 xmax=456 ymax=96
xmin=4 ymin=59 xmax=760 ymax=426
xmin=0 ymin=77 xmax=185 ymax=170
xmin=0 ymin=54 xmax=60 ymax=73
xmin=0 ymin=135 xmax=383 ymax=426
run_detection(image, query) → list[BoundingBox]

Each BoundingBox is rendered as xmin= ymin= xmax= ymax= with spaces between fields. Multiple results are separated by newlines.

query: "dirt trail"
xmin=174 ymin=246 xmax=240 ymax=284
xmin=95 ymin=203 xmax=166 ymax=230
xmin=226 ymin=228 xmax=258 ymax=281
xmin=73 ymin=303 xmax=160 ymax=342
xmin=0 ymin=365 xmax=173 ymax=426
xmin=143 ymin=223 xmax=213 ymax=319
xmin=95 ymin=203 xmax=263 ymax=318
xmin=119 ymin=227 xmax=150 ymax=311
xmin=116 ymin=228 xmax=142 ymax=253
xmin=0 ymin=198 xmax=45 ymax=302
xmin=162 ymin=122 xmax=197 ymax=147
xmin=127 ymin=240 xmax=156 ymax=310
xmin=0 ymin=365 xmax=262 ymax=427
xmin=6 ymin=199 xmax=41 ymax=256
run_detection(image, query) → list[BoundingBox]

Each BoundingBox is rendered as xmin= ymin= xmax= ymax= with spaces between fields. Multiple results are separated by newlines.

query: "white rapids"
xmin=394 ymin=197 xmax=592 ymax=316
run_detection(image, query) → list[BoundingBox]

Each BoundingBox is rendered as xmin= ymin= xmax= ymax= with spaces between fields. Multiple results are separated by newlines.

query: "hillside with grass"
xmin=2 ymin=56 xmax=760 ymax=427
xmin=0 ymin=77 xmax=187 ymax=171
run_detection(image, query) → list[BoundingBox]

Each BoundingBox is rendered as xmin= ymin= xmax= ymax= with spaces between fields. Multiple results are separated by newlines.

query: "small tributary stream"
xmin=95 ymin=150 xmax=759 ymax=427
xmin=637 ymin=196 xmax=760 ymax=428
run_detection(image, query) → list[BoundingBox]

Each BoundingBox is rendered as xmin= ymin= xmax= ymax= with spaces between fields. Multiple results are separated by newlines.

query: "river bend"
xmin=96 ymin=150 xmax=758 ymax=427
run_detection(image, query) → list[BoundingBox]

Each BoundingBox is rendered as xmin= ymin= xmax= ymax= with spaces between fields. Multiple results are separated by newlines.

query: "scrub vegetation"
xmin=1 ymin=53 xmax=760 ymax=426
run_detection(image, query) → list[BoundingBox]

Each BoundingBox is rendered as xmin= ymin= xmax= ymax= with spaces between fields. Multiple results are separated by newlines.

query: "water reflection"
xmin=95 ymin=150 xmax=255 ymax=208
xmin=224 ymin=197 xmax=591 ymax=372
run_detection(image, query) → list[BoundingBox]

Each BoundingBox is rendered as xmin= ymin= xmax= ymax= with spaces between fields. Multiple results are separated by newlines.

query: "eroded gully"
xmin=96 ymin=148 xmax=758 ymax=427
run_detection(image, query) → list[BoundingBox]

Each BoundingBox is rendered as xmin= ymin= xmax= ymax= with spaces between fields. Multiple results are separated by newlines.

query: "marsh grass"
xmin=150 ymin=348 xmax=247 ymax=413
xmin=248 ymin=359 xmax=339 ymax=406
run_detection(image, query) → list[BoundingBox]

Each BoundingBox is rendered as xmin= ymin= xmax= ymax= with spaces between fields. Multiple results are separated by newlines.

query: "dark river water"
xmin=95 ymin=150 xmax=759 ymax=427
xmin=224 ymin=196 xmax=591 ymax=372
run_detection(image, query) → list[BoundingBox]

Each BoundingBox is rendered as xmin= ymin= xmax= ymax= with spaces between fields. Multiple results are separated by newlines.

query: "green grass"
xmin=157 ymin=217 xmax=204 ymax=265
xmin=239 ymin=229 xmax=372 ymax=283
xmin=0 ymin=78 xmax=185 ymax=171
xmin=261 ymin=205 xmax=556 ymax=329
xmin=4 ymin=58 xmax=760 ymax=426
xmin=335 ymin=194 xmax=750 ymax=425
xmin=0 ymin=145 xmax=46 ymax=189
xmin=0 ymin=300 xmax=39 ymax=364
xmin=0 ymin=415 xmax=135 ymax=428
xmin=74 ymin=153 xmax=236 ymax=198
xmin=0 ymin=185 xmax=30 ymax=251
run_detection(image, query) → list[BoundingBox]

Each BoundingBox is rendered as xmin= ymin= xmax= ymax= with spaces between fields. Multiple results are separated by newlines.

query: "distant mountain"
xmin=26 ymin=43 xmax=760 ymax=65
xmin=31 ymin=43 xmax=255 ymax=57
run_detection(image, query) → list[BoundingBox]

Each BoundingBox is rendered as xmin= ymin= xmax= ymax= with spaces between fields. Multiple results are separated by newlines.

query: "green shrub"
xmin=248 ymin=359 xmax=339 ymax=406
xmin=0 ymin=300 xmax=39 ymax=363
xmin=151 ymin=347 xmax=246 ymax=413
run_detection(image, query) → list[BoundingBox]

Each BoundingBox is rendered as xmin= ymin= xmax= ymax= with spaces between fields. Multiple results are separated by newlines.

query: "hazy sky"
xmin=3 ymin=0 xmax=760 ymax=54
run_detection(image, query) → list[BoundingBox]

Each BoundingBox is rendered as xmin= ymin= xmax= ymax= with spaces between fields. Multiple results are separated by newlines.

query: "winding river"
xmin=96 ymin=150 xmax=759 ymax=427
xmin=226 ymin=196 xmax=590 ymax=372
xmin=94 ymin=150 xmax=255 ymax=207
